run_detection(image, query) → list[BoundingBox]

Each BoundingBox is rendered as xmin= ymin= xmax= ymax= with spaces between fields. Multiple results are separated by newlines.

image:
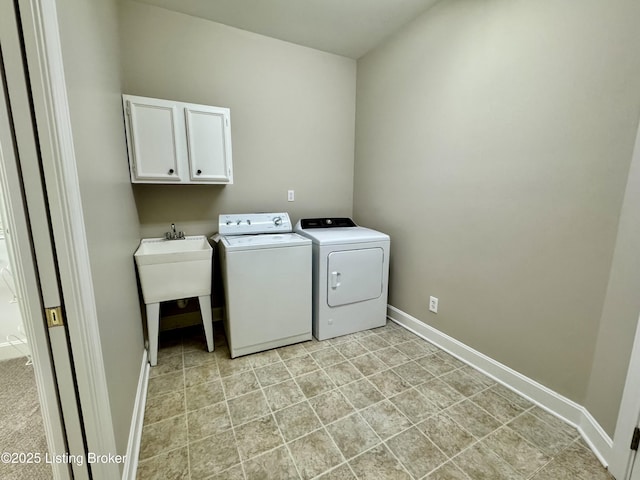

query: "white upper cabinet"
xmin=123 ymin=94 xmax=233 ymax=184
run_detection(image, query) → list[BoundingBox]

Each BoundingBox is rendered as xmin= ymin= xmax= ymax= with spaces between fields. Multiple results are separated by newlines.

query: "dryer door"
xmin=327 ymin=248 xmax=384 ymax=307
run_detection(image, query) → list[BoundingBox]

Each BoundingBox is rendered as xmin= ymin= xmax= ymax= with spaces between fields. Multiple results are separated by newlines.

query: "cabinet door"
xmin=184 ymin=105 xmax=233 ymax=183
xmin=124 ymin=96 xmax=184 ymax=182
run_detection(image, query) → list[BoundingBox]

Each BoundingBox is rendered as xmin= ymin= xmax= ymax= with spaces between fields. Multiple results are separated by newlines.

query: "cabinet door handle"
xmin=196 ymin=169 xmax=202 ymax=175
xmin=168 ymin=168 xmax=174 ymax=174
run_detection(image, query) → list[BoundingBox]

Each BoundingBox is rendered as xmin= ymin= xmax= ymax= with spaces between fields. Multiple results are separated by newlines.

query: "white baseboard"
xmin=0 ymin=340 xmax=30 ymax=361
xmin=578 ymin=407 xmax=614 ymax=468
xmin=122 ymin=349 xmax=149 ymax=480
xmin=387 ymin=305 xmax=613 ymax=467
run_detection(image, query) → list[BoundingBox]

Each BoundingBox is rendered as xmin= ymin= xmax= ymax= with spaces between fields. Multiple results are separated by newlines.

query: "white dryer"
xmin=218 ymin=213 xmax=312 ymax=358
xmin=294 ymin=218 xmax=390 ymax=341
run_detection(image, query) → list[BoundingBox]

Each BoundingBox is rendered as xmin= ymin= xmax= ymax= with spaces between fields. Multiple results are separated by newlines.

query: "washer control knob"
xmin=273 ymin=216 xmax=283 ymax=226
xmin=226 ymin=221 xmax=232 ymax=226
xmin=236 ymin=220 xmax=242 ymax=225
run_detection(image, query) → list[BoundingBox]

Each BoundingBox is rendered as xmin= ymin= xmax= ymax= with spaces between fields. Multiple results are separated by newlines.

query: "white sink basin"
xmin=134 ymin=236 xmax=212 ymax=304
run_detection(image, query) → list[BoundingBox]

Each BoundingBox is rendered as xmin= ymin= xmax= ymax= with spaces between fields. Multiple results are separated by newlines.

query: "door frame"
xmin=15 ymin=0 xmax=121 ymax=477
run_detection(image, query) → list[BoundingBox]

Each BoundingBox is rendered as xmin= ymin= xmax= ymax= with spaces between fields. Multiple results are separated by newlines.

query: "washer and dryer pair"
xmin=217 ymin=213 xmax=390 ymax=357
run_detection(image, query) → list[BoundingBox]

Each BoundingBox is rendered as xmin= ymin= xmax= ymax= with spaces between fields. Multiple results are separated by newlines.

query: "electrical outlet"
xmin=429 ymin=296 xmax=438 ymax=313
xmin=288 ymin=190 xmax=295 ymax=202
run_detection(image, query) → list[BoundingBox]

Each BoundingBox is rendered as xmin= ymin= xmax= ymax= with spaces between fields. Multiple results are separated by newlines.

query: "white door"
xmin=611 ymin=312 xmax=640 ymax=480
xmin=185 ymin=105 xmax=232 ymax=182
xmin=605 ymin=86 xmax=640 ymax=479
xmin=327 ymin=248 xmax=384 ymax=307
xmin=632 ymin=449 xmax=640 ymax=480
xmin=0 ymin=1 xmax=89 ymax=478
xmin=124 ymin=95 xmax=184 ymax=182
xmin=625 ymin=414 xmax=640 ymax=480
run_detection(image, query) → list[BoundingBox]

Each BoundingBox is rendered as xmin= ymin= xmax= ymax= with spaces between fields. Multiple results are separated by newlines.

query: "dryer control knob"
xmin=273 ymin=216 xmax=283 ymax=226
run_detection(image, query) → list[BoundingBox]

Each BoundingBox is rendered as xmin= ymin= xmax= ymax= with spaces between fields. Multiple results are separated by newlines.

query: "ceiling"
xmin=131 ymin=0 xmax=440 ymax=59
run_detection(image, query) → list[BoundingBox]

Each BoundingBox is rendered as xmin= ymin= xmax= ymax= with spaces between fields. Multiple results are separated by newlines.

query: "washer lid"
xmin=294 ymin=221 xmax=390 ymax=246
xmin=221 ymin=233 xmax=311 ymax=251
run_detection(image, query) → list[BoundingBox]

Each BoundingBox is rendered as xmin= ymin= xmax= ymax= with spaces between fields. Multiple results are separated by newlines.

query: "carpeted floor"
xmin=0 ymin=357 xmax=53 ymax=479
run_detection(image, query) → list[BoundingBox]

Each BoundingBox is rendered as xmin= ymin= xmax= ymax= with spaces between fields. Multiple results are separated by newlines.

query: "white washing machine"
xmin=294 ymin=218 xmax=390 ymax=341
xmin=218 ymin=213 xmax=312 ymax=358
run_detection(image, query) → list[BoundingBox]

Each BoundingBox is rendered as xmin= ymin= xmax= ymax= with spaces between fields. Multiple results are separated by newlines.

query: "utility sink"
xmin=134 ymin=236 xmax=212 ymax=304
xmin=134 ymin=235 xmax=214 ymax=366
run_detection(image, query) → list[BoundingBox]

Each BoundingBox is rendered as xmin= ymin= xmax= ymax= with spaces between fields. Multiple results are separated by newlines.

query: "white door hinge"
xmin=631 ymin=426 xmax=640 ymax=451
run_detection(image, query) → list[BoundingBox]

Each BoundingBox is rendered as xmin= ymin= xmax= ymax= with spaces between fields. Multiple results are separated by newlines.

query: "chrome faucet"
xmin=165 ymin=223 xmax=185 ymax=240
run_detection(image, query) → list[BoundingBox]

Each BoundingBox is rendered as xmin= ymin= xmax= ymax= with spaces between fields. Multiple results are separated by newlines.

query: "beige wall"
xmin=57 ymin=0 xmax=144 ymax=458
xmin=119 ymin=1 xmax=357 ymax=238
xmin=55 ymin=0 xmax=640 ymax=447
xmin=354 ymin=0 xmax=640 ymax=432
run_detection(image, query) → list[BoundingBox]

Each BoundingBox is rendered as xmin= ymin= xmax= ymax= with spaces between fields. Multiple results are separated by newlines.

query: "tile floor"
xmin=136 ymin=321 xmax=614 ymax=480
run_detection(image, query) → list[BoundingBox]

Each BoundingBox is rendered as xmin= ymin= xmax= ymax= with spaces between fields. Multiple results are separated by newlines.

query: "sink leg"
xmin=146 ymin=302 xmax=160 ymax=366
xmin=198 ymin=295 xmax=214 ymax=353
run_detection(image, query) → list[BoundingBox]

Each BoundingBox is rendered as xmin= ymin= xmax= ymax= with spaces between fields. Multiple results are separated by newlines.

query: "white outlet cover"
xmin=429 ymin=296 xmax=438 ymax=313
